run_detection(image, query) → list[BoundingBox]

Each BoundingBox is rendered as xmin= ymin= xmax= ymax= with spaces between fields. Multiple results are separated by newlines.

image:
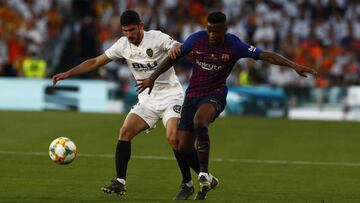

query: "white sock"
xmin=116 ymin=178 xmax=126 ymax=185
xmin=198 ymin=172 xmax=210 ymax=180
xmin=185 ymin=180 xmax=193 ymax=187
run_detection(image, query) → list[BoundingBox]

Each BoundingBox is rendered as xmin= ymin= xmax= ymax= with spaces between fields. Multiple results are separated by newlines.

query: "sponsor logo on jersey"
xmin=132 ymin=61 xmax=158 ymax=71
xmin=146 ymin=48 xmax=153 ymax=57
xmin=196 ymin=59 xmax=223 ymax=71
xmin=173 ymin=105 xmax=181 ymax=113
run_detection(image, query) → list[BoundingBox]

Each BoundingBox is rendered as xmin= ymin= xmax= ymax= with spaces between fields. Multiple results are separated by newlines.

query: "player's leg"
xmin=193 ymin=95 xmax=225 ymax=200
xmin=164 ymin=118 xmax=193 ymax=200
xmin=162 ymin=100 xmax=198 ymax=199
xmin=173 ymin=130 xmax=198 ymax=200
xmin=177 ymin=130 xmax=200 ymax=175
xmin=193 ymin=103 xmax=217 ymax=174
xmin=161 ymin=100 xmax=193 ymax=199
xmin=102 ymin=104 xmax=156 ymax=195
xmin=178 ymin=131 xmax=200 ymax=174
xmin=116 ymin=113 xmax=150 ymax=181
xmin=175 ymin=98 xmax=201 ymax=176
xmin=165 ymin=118 xmax=192 ymax=182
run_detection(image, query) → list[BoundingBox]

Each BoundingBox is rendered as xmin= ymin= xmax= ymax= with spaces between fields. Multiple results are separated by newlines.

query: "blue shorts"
xmin=178 ymin=93 xmax=227 ymax=131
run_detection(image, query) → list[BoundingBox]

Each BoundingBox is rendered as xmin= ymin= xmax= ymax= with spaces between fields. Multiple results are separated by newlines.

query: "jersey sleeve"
xmin=233 ymin=37 xmax=262 ymax=60
xmin=104 ymin=38 xmax=124 ymax=60
xmin=158 ymin=32 xmax=179 ymax=51
xmin=180 ymin=32 xmax=199 ymax=56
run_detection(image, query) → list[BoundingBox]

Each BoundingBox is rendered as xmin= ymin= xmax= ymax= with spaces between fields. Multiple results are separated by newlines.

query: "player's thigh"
xmin=120 ymin=101 xmax=160 ymax=141
xmin=120 ymin=113 xmax=150 ymax=141
xmin=178 ymin=97 xmax=198 ymax=132
xmin=194 ymin=103 xmax=217 ymax=127
xmin=194 ymin=93 xmax=227 ymax=127
xmin=129 ymin=102 xmax=160 ymax=128
xmin=161 ymin=95 xmax=182 ymax=127
xmin=178 ymin=130 xmax=196 ymax=152
xmin=162 ymin=101 xmax=182 ymax=136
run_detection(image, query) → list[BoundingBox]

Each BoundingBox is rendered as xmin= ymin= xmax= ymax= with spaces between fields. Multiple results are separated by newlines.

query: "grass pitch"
xmin=1 ymin=111 xmax=360 ymax=203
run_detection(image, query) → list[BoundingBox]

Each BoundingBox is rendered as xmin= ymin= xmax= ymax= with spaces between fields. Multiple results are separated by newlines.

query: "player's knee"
xmin=178 ymin=140 xmax=192 ymax=152
xmin=178 ymin=143 xmax=186 ymax=152
xmin=178 ymin=144 xmax=192 ymax=153
xmin=167 ymin=136 xmax=178 ymax=149
xmin=166 ymin=130 xmax=178 ymax=149
xmin=119 ymin=126 xmax=135 ymax=141
xmin=193 ymin=117 xmax=208 ymax=129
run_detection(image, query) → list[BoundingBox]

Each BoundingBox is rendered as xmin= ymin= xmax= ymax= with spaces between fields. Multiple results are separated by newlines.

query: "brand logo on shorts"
xmin=173 ymin=105 xmax=181 ymax=113
xmin=209 ymin=99 xmax=218 ymax=104
xmin=146 ymin=48 xmax=153 ymax=57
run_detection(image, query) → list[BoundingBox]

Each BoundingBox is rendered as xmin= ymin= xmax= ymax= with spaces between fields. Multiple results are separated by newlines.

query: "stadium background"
xmin=1 ymin=1 xmax=360 ymax=202
xmin=1 ymin=0 xmax=360 ymax=120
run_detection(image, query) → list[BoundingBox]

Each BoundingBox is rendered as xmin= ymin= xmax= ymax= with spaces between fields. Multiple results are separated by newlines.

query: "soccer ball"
xmin=49 ymin=137 xmax=77 ymax=165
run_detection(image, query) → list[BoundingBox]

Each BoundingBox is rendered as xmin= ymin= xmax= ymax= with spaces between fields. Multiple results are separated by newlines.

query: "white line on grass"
xmin=1 ymin=150 xmax=360 ymax=167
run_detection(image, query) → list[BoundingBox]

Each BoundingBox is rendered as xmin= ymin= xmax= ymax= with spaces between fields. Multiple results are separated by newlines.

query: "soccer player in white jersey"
xmin=52 ymin=10 xmax=204 ymax=200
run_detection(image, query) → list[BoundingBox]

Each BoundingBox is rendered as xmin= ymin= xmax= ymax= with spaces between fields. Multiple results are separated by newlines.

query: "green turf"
xmin=1 ymin=111 xmax=360 ymax=203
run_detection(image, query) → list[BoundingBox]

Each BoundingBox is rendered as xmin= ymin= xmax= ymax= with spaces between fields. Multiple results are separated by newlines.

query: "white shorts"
xmin=129 ymin=86 xmax=184 ymax=128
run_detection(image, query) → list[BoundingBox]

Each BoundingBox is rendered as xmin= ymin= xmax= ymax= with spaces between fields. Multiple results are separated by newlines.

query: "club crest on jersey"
xmin=222 ymin=54 xmax=230 ymax=62
xmin=173 ymin=105 xmax=181 ymax=113
xmin=146 ymin=48 xmax=153 ymax=57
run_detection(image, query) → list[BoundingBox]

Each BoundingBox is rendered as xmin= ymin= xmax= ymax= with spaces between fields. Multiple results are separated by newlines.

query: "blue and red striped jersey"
xmin=181 ymin=31 xmax=262 ymax=97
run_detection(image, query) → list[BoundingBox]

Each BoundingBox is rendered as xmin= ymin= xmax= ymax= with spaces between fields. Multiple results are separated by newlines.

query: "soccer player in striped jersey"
xmin=136 ymin=11 xmax=317 ymax=200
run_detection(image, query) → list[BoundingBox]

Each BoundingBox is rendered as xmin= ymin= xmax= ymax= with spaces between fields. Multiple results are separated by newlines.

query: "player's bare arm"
xmin=52 ymin=54 xmax=112 ymax=86
xmin=168 ymin=42 xmax=182 ymax=60
xmin=136 ymin=56 xmax=175 ymax=94
xmin=258 ymin=51 xmax=317 ymax=77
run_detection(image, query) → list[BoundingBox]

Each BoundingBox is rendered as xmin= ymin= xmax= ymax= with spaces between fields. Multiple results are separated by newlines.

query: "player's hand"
xmin=52 ymin=72 xmax=70 ymax=86
xmin=136 ymin=78 xmax=155 ymax=94
xmin=168 ymin=43 xmax=181 ymax=60
xmin=292 ymin=64 xmax=317 ymax=77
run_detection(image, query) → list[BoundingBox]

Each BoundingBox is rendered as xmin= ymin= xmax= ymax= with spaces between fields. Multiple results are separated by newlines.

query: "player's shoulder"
xmin=146 ymin=30 xmax=169 ymax=38
xmin=183 ymin=31 xmax=206 ymax=44
xmin=114 ymin=36 xmax=129 ymax=47
xmin=189 ymin=30 xmax=207 ymax=39
xmin=225 ymin=33 xmax=248 ymax=49
xmin=225 ymin=33 xmax=242 ymax=43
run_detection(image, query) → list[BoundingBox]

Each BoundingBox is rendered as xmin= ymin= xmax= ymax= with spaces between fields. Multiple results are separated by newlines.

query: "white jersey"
xmin=105 ymin=30 xmax=182 ymax=102
xmin=105 ymin=30 xmax=184 ymax=127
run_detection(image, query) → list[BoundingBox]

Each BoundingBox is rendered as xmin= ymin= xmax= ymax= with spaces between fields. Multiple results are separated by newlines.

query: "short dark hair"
xmin=120 ymin=10 xmax=141 ymax=26
xmin=207 ymin=11 xmax=227 ymax=24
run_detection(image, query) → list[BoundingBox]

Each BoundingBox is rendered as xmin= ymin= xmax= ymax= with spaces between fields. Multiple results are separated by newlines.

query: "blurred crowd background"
xmin=1 ymin=0 xmax=360 ymax=107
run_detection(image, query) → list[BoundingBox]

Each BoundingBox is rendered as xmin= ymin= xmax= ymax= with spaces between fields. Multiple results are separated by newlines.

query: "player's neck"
xmin=210 ymin=38 xmax=225 ymax=47
xmin=132 ymin=30 xmax=144 ymax=46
